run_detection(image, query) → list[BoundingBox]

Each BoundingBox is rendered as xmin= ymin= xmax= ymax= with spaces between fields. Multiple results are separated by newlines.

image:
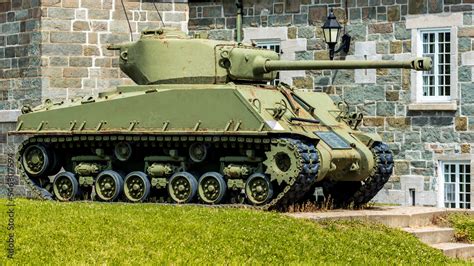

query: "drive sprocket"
xmin=263 ymin=139 xmax=303 ymax=185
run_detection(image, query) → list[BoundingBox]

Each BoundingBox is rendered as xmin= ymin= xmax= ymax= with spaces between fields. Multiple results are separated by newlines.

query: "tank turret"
xmin=108 ymin=28 xmax=431 ymax=85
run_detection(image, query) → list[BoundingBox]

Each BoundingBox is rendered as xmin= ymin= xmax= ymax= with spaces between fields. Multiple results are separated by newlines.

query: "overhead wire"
xmin=120 ymin=0 xmax=134 ymax=41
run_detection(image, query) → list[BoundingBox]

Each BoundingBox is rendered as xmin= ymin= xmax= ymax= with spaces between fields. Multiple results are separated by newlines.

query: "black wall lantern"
xmin=321 ymin=8 xmax=351 ymax=60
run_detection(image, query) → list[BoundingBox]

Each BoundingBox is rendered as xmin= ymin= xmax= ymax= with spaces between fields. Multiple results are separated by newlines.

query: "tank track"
xmin=16 ymin=135 xmax=319 ymax=211
xmin=322 ymin=141 xmax=394 ymax=208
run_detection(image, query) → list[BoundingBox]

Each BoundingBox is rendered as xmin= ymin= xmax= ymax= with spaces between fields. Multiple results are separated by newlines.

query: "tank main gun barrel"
xmin=256 ymin=57 xmax=432 ymax=73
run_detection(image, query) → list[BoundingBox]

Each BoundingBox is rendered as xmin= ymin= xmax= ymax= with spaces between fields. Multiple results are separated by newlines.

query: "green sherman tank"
xmin=12 ymin=28 xmax=431 ymax=210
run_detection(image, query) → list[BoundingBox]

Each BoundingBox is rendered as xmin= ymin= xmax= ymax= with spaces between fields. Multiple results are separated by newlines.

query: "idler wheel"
xmin=245 ymin=173 xmax=273 ymax=205
xmin=22 ymin=144 xmax=51 ymax=177
xmin=124 ymin=171 xmax=151 ymax=202
xmin=95 ymin=170 xmax=124 ymax=201
xmin=198 ymin=172 xmax=226 ymax=204
xmin=168 ymin=172 xmax=198 ymax=203
xmin=52 ymin=171 xmax=79 ymax=201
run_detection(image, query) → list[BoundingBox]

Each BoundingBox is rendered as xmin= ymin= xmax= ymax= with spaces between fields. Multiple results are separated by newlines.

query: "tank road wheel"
xmin=198 ymin=172 xmax=226 ymax=204
xmin=22 ymin=144 xmax=50 ymax=177
xmin=245 ymin=173 xmax=273 ymax=205
xmin=124 ymin=171 xmax=151 ymax=202
xmin=52 ymin=172 xmax=79 ymax=201
xmin=95 ymin=170 xmax=124 ymax=201
xmin=263 ymin=139 xmax=303 ymax=185
xmin=168 ymin=172 xmax=198 ymax=203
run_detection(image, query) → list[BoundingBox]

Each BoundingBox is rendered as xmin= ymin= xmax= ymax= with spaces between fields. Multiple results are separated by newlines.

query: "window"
xmin=255 ymin=39 xmax=281 ymax=85
xmin=442 ymin=162 xmax=471 ymax=209
xmin=406 ymin=13 xmax=462 ymax=110
xmin=420 ymin=29 xmax=451 ymax=101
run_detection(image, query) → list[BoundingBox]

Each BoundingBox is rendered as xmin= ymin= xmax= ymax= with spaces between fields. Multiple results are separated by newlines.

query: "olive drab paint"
xmin=12 ymin=28 xmax=431 ymax=208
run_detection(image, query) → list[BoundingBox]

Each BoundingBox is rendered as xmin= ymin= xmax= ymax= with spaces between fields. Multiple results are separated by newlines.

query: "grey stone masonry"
xmin=0 ymin=0 xmax=188 ymax=197
xmin=188 ymin=0 xmax=474 ymax=208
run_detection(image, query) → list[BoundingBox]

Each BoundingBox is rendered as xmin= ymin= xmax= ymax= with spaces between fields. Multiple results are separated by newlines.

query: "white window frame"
xmin=254 ymin=39 xmax=281 ymax=85
xmin=438 ymin=161 xmax=471 ymax=209
xmin=417 ymin=28 xmax=452 ymax=102
xmin=242 ymin=27 xmax=307 ymax=86
xmin=406 ymin=13 xmax=462 ymax=110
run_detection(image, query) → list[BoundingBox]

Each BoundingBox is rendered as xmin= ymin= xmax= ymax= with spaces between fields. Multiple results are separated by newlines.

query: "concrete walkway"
xmin=288 ymin=206 xmax=474 ymax=260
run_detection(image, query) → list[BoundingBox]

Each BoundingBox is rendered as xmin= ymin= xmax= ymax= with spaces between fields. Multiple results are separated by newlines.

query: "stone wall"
xmin=0 ymin=0 xmax=42 ymax=197
xmin=188 ymin=0 xmax=474 ymax=207
xmin=0 ymin=0 xmax=188 ymax=197
xmin=41 ymin=0 xmax=188 ymax=100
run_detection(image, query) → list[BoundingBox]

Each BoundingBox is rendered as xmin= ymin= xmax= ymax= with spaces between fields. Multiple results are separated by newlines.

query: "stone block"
xmin=292 ymin=77 xmax=313 ymax=90
xmin=100 ymin=68 xmax=119 ymax=79
xmin=47 ymin=7 xmax=75 ymax=19
xmin=408 ymin=0 xmax=427 ymax=14
xmin=83 ymin=45 xmax=100 ymax=56
xmin=308 ymin=6 xmax=327 ymax=25
xmin=63 ymin=67 xmax=88 ymax=78
xmin=386 ymin=90 xmax=399 ymax=101
xmin=362 ymin=7 xmax=376 ymax=20
xmin=369 ymin=23 xmax=393 ymax=34
xmin=91 ymin=21 xmax=108 ymax=32
xmin=343 ymin=85 xmax=385 ymax=104
xmin=89 ymin=9 xmax=110 ymax=20
xmin=164 ymin=12 xmax=187 ymax=23
xmin=293 ymin=14 xmax=308 ymax=25
xmin=297 ymin=26 xmax=314 ymax=39
xmin=285 ymin=0 xmax=300 ymax=13
xmin=455 ymin=116 xmax=468 ymax=131
xmin=69 ymin=57 xmax=92 ymax=67
xmin=427 ymin=0 xmax=442 ymax=13
xmin=208 ymin=30 xmax=232 ymax=41
xmin=395 ymin=160 xmax=410 ymax=175
xmin=95 ymin=58 xmax=111 ymax=68
xmin=49 ymin=78 xmax=81 ymax=88
xmin=42 ymin=20 xmax=71 ymax=31
xmin=387 ymin=5 xmax=400 ymax=21
xmin=363 ymin=117 xmax=384 ymax=127
xmin=268 ymin=15 xmax=292 ymax=26
xmin=42 ymin=67 xmax=62 ymax=77
xmin=50 ymin=32 xmax=86 ymax=43
xmin=387 ymin=117 xmax=410 ymax=130
xmin=430 ymin=117 xmax=453 ymax=127
xmin=42 ymin=44 xmax=82 ymax=56
xmin=202 ymin=6 xmax=221 ymax=17
xmin=62 ymin=0 xmax=79 ymax=8
xmin=110 ymin=20 xmax=135 ymax=33
xmin=461 ymin=83 xmax=474 ymax=103
xmin=81 ymin=0 xmax=101 ymax=9
xmin=49 ymin=57 xmax=68 ymax=66
xmin=390 ymin=41 xmax=402 ymax=54
xmin=349 ymin=8 xmax=361 ymax=20
xmin=376 ymin=102 xmax=396 ymax=116
xmin=72 ymin=21 xmax=90 ymax=32
xmin=42 ymin=0 xmax=61 ymax=7
xmin=274 ymin=3 xmax=283 ymax=14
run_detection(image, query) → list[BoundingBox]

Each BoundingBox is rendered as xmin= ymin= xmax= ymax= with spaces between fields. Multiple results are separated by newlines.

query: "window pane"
xmin=421 ymin=30 xmax=450 ymax=99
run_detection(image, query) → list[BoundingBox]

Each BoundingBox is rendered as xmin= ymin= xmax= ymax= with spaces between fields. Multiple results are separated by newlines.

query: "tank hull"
xmin=13 ymin=84 xmax=393 ymax=209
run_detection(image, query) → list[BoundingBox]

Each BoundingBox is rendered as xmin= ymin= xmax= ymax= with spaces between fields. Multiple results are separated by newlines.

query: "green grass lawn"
xmin=0 ymin=199 xmax=463 ymax=264
xmin=448 ymin=213 xmax=474 ymax=243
